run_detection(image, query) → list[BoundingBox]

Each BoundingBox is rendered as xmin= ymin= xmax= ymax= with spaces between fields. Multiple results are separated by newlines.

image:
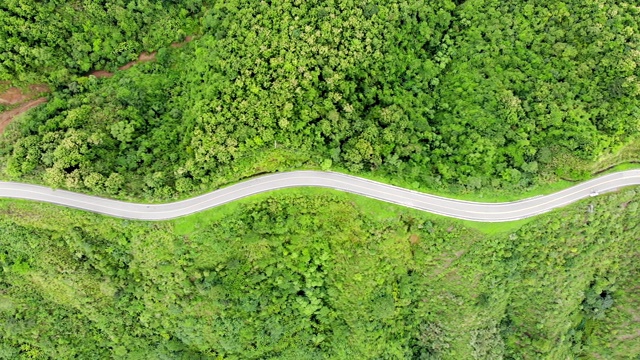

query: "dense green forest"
xmin=1 ymin=0 xmax=640 ymax=358
xmin=1 ymin=0 xmax=639 ymax=199
xmin=0 ymin=0 xmax=204 ymax=84
xmin=1 ymin=189 xmax=639 ymax=358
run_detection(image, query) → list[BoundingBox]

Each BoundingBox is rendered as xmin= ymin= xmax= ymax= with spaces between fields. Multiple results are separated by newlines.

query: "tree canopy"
xmin=0 ymin=0 xmax=204 ymax=84
xmin=1 ymin=2 xmax=640 ymax=356
xmin=0 ymin=188 xmax=639 ymax=358
xmin=2 ymin=0 xmax=639 ymax=199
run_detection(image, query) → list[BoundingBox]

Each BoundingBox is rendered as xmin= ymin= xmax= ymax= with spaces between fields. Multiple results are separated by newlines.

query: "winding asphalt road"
xmin=1 ymin=170 xmax=639 ymax=222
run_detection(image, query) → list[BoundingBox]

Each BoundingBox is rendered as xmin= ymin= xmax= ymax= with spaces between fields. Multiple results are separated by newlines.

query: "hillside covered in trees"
xmin=1 ymin=188 xmax=639 ymax=358
xmin=1 ymin=0 xmax=639 ymax=199
xmin=1 ymin=0 xmax=640 ymax=358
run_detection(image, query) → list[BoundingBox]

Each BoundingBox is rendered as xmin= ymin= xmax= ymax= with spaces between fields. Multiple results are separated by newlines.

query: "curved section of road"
xmin=1 ymin=170 xmax=640 ymax=222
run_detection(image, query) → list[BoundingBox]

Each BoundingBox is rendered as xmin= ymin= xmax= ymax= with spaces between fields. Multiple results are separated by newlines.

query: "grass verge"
xmin=172 ymin=186 xmax=538 ymax=236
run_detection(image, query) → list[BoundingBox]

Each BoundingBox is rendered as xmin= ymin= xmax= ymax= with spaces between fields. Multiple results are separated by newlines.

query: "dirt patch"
xmin=0 ymin=97 xmax=47 ymax=133
xmin=617 ymin=329 xmax=640 ymax=341
xmin=0 ymin=87 xmax=25 ymax=105
xmin=89 ymin=36 xmax=197 ymax=78
xmin=0 ymin=84 xmax=50 ymax=105
xmin=90 ymin=70 xmax=115 ymax=79
xmin=171 ymin=35 xmax=194 ymax=48
xmin=116 ymin=36 xmax=194 ymax=70
xmin=137 ymin=52 xmax=157 ymax=62
xmin=90 ymin=51 xmax=157 ymax=76
xmin=118 ymin=51 xmax=157 ymax=71
xmin=0 ymin=84 xmax=50 ymax=133
xmin=409 ymin=234 xmax=420 ymax=245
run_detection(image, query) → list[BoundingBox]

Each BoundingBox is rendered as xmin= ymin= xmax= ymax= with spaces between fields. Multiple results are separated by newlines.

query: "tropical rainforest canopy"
xmin=0 ymin=0 xmax=639 ymax=358
xmin=1 ymin=188 xmax=640 ymax=359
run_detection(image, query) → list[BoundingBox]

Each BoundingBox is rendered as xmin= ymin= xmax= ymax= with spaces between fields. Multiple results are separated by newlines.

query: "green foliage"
xmin=0 ymin=187 xmax=639 ymax=358
xmin=438 ymin=0 xmax=640 ymax=186
xmin=0 ymin=0 xmax=204 ymax=84
xmin=1 ymin=1 xmax=639 ymax=355
xmin=2 ymin=0 xmax=639 ymax=200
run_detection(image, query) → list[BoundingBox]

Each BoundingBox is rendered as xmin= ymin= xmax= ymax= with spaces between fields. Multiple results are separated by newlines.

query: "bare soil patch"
xmin=118 ymin=51 xmax=157 ymax=71
xmin=90 ymin=49 xmax=161 ymax=76
xmin=0 ymin=97 xmax=47 ymax=133
xmin=409 ymin=234 xmax=420 ymax=245
xmin=136 ymin=52 xmax=157 ymax=62
xmin=0 ymin=87 xmax=27 ymax=105
xmin=90 ymin=36 xmax=195 ymax=77
xmin=171 ymin=35 xmax=194 ymax=48
xmin=617 ymin=329 xmax=640 ymax=341
xmin=90 ymin=70 xmax=115 ymax=79
xmin=0 ymin=84 xmax=49 ymax=105
xmin=97 ymin=36 xmax=195 ymax=74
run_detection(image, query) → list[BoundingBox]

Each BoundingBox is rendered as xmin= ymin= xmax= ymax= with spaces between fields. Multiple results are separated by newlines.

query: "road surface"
xmin=1 ymin=170 xmax=639 ymax=222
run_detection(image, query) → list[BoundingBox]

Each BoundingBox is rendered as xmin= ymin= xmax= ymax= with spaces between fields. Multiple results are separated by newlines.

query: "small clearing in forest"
xmin=0 ymin=84 xmax=49 ymax=105
xmin=1 ymin=36 xmax=195 ymax=131
xmin=0 ymin=98 xmax=47 ymax=133
xmin=91 ymin=36 xmax=195 ymax=76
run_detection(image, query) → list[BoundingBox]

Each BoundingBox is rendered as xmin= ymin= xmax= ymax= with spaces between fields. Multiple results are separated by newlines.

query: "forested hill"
xmin=1 ymin=186 xmax=640 ymax=358
xmin=1 ymin=0 xmax=639 ymax=200
xmin=1 ymin=1 xmax=640 ymax=359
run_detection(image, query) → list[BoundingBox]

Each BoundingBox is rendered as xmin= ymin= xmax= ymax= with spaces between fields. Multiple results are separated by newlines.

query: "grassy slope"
xmin=0 ymin=185 xmax=639 ymax=358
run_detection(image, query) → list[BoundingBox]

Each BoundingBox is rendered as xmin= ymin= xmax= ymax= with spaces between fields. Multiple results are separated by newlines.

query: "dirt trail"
xmin=0 ymin=84 xmax=49 ymax=105
xmin=0 ymin=36 xmax=195 ymax=131
xmin=89 ymin=70 xmax=115 ymax=79
xmin=91 ymin=36 xmax=194 ymax=78
xmin=0 ymin=98 xmax=47 ymax=133
xmin=0 ymin=84 xmax=50 ymax=134
xmin=92 ymin=51 xmax=157 ymax=77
